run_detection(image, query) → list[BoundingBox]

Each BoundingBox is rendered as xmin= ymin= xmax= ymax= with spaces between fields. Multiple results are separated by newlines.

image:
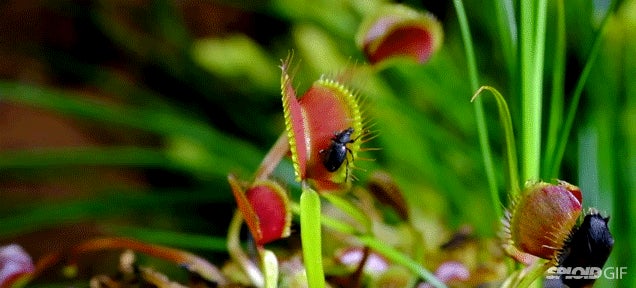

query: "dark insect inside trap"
xmin=558 ymin=212 xmax=614 ymax=288
xmin=320 ymin=127 xmax=356 ymax=175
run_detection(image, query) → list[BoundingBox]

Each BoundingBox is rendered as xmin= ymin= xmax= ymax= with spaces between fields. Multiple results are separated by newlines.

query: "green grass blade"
xmin=472 ymin=86 xmax=520 ymax=201
xmin=0 ymin=81 xmax=263 ymax=174
xmin=519 ymin=0 xmax=547 ymax=181
xmin=0 ymin=189 xmax=230 ymax=239
xmin=493 ymin=0 xmax=517 ymax=79
xmin=0 ymin=147 xmax=173 ymax=169
xmin=103 ymin=225 xmax=227 ymax=252
xmin=453 ymin=0 xmax=500 ymax=219
xmin=321 ymin=193 xmax=371 ymax=233
xmin=543 ymin=0 xmax=567 ymax=179
xmin=549 ymin=0 xmax=618 ymax=178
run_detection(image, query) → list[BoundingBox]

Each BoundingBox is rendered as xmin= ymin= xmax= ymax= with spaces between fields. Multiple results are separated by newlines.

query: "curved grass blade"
xmin=472 ymin=86 xmax=520 ymax=216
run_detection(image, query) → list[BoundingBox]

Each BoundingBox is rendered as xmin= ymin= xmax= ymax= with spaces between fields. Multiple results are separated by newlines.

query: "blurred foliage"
xmin=0 ymin=0 xmax=634 ymax=287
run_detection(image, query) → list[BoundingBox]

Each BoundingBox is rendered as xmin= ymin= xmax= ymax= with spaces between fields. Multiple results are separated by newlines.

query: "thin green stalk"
xmin=300 ymin=184 xmax=325 ymax=288
xmin=227 ymin=211 xmax=264 ymax=287
xmin=321 ymin=193 xmax=372 ymax=233
xmin=549 ymin=0 xmax=618 ymax=178
xmin=291 ymin=202 xmax=359 ymax=235
xmin=453 ymin=0 xmax=501 ymax=218
xmin=452 ymin=0 xmax=480 ymax=90
xmin=260 ymin=249 xmax=279 ymax=288
xmin=543 ymin=0 xmax=566 ymax=179
xmin=472 ymin=86 xmax=520 ymax=198
xmin=515 ymin=259 xmax=552 ymax=288
xmin=255 ymin=132 xmax=289 ymax=181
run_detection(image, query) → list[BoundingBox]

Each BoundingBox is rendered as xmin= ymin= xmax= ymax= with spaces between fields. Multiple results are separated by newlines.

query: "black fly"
xmin=320 ymin=128 xmax=356 ymax=178
xmin=558 ymin=212 xmax=614 ymax=288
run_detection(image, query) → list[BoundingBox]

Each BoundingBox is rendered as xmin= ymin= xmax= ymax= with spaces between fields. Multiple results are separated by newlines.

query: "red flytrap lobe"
xmin=228 ymin=175 xmax=291 ymax=246
xmin=356 ymin=4 xmax=443 ymax=65
xmin=281 ymin=55 xmax=366 ymax=191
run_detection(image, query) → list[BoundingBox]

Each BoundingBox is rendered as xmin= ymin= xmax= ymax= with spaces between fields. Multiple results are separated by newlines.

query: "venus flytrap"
xmin=222 ymin=51 xmax=371 ymax=288
xmin=355 ymin=3 xmax=443 ymax=66
xmin=279 ymin=51 xmax=376 ymax=287
xmin=469 ymin=87 xmax=613 ymax=288
xmin=227 ymin=175 xmax=292 ymax=287
xmin=224 ymin=51 xmax=371 ymax=287
xmin=469 ymin=86 xmax=555 ymax=287
xmin=1 ymin=1 xmax=628 ymax=287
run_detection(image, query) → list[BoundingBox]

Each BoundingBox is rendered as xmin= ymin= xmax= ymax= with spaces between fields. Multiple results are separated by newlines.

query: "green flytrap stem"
xmin=227 ymin=211 xmax=264 ymax=287
xmin=500 ymin=258 xmax=551 ymax=288
xmin=260 ymin=249 xmax=279 ymax=288
xmin=514 ymin=259 xmax=552 ymax=288
xmin=300 ymin=183 xmax=326 ymax=288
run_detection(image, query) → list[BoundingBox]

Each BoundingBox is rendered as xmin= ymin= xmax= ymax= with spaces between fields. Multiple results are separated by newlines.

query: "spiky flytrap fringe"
xmin=280 ymin=53 xmax=306 ymax=182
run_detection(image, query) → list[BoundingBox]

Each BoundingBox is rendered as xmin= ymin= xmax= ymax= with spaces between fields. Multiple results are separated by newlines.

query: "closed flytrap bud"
xmin=0 ymin=244 xmax=35 ymax=288
xmin=228 ymin=175 xmax=292 ymax=245
xmin=503 ymin=180 xmax=582 ymax=264
xmin=356 ymin=4 xmax=443 ymax=65
xmin=557 ymin=209 xmax=614 ymax=288
xmin=280 ymin=55 xmax=366 ymax=191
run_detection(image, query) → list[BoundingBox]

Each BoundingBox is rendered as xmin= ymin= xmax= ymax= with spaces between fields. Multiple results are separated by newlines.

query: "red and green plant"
xmin=0 ymin=0 xmax=631 ymax=287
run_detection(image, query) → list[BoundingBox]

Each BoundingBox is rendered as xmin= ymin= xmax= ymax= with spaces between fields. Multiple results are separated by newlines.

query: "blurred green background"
xmin=0 ymin=0 xmax=633 ymax=287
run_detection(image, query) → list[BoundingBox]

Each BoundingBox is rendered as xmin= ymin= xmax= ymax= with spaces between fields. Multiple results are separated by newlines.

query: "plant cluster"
xmin=1 ymin=1 xmax=632 ymax=287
